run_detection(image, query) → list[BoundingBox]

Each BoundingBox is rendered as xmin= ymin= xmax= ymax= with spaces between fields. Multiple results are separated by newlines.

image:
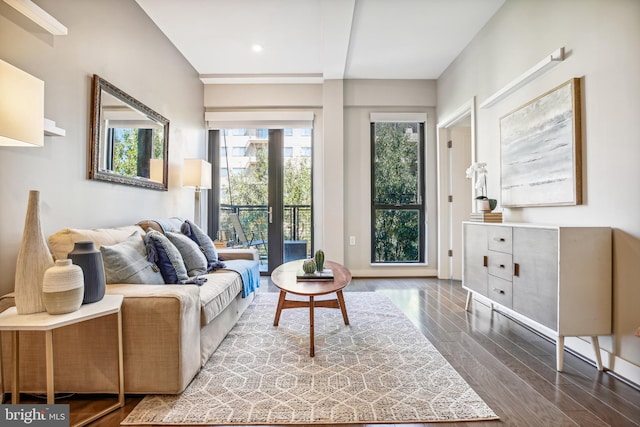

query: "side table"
xmin=0 ymin=294 xmax=124 ymax=427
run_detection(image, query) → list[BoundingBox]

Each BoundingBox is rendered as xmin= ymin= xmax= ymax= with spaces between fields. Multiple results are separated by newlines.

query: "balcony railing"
xmin=219 ymin=204 xmax=312 ymax=257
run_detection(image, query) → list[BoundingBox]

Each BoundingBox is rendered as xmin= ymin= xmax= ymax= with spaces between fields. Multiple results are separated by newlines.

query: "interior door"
xmin=449 ymin=127 xmax=472 ymax=280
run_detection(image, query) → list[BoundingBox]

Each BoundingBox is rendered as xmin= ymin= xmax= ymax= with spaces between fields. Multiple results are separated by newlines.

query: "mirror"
xmin=89 ymin=75 xmax=169 ymax=190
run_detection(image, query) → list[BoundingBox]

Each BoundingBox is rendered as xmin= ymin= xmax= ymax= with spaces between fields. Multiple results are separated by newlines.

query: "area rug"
xmin=122 ymin=291 xmax=498 ymax=425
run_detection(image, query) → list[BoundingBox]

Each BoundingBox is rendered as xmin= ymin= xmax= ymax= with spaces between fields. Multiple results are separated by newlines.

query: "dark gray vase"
xmin=68 ymin=241 xmax=106 ymax=304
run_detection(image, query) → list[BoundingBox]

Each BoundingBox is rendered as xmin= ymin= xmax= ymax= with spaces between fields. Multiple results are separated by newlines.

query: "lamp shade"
xmin=0 ymin=59 xmax=44 ymax=147
xmin=149 ymin=158 xmax=164 ymax=183
xmin=183 ymin=158 xmax=212 ymax=189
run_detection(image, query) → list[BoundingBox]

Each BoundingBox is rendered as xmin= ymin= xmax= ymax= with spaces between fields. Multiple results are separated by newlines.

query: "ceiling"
xmin=134 ymin=0 xmax=505 ymax=84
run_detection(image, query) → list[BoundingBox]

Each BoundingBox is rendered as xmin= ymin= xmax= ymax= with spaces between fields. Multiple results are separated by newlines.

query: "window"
xmin=284 ymin=128 xmax=293 ymax=136
xmin=284 ymin=147 xmax=293 ymax=157
xmin=220 ymin=147 xmax=227 ymax=156
xmin=256 ymin=128 xmax=268 ymax=138
xmin=300 ymin=147 xmax=312 ymax=156
xmin=232 ymin=147 xmax=246 ymax=156
xmin=371 ymin=121 xmax=425 ymax=263
xmin=300 ymin=128 xmax=312 ymax=136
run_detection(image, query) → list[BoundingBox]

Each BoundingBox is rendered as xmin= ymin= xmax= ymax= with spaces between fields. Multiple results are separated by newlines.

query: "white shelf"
xmin=44 ymin=118 xmax=65 ymax=136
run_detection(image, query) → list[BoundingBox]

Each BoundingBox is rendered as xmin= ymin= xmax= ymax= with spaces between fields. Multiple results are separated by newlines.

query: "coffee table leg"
xmin=337 ymin=290 xmax=350 ymax=325
xmin=309 ymin=296 xmax=315 ymax=357
xmin=274 ymin=290 xmax=287 ymax=326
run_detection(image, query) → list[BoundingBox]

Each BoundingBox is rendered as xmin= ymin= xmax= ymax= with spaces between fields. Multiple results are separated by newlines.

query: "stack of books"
xmin=296 ymin=268 xmax=334 ymax=281
xmin=469 ymin=212 xmax=503 ymax=223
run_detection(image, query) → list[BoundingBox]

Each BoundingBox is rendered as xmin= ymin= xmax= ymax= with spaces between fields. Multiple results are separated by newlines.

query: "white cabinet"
xmin=462 ymin=222 xmax=612 ymax=372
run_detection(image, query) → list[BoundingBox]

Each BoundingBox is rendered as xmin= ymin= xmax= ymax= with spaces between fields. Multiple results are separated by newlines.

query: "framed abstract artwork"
xmin=500 ymin=78 xmax=582 ymax=207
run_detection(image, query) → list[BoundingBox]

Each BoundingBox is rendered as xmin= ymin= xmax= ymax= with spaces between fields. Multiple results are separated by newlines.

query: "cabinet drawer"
xmin=488 ymin=275 xmax=513 ymax=308
xmin=488 ymin=227 xmax=512 ymax=253
xmin=488 ymin=251 xmax=513 ymax=281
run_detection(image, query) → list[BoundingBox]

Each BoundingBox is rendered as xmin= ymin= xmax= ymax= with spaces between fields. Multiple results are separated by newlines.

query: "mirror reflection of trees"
xmin=111 ymin=128 xmax=164 ymax=178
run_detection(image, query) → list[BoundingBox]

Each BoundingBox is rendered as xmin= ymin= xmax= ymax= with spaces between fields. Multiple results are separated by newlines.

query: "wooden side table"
xmin=0 ymin=294 xmax=124 ymax=427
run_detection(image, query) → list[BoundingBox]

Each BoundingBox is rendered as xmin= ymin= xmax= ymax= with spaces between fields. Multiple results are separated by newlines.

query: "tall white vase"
xmin=14 ymin=190 xmax=54 ymax=314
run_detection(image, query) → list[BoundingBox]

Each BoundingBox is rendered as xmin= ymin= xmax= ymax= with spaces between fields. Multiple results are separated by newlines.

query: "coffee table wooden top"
xmin=271 ymin=260 xmax=351 ymax=296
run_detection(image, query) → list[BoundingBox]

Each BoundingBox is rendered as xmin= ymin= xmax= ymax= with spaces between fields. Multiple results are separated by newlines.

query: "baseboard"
xmin=470 ymin=293 xmax=640 ymax=388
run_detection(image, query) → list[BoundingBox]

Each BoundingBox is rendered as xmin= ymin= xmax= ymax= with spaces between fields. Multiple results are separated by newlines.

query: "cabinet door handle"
xmin=493 ymin=288 xmax=505 ymax=295
xmin=514 ymin=263 xmax=520 ymax=277
xmin=494 ymin=237 xmax=506 ymax=242
xmin=483 ymin=255 xmax=488 ymax=267
xmin=499 ymin=264 xmax=505 ymax=269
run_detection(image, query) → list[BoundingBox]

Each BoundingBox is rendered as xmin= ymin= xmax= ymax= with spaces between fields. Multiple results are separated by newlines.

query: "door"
xmin=212 ymin=127 xmax=313 ymax=274
xmin=449 ymin=127 xmax=472 ymax=279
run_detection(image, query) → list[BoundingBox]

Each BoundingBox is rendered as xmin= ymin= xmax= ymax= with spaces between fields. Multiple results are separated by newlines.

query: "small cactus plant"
xmin=314 ymin=249 xmax=325 ymax=272
xmin=302 ymin=259 xmax=316 ymax=274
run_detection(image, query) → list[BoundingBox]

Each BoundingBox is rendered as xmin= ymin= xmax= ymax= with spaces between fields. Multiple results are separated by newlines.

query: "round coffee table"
xmin=271 ymin=260 xmax=351 ymax=357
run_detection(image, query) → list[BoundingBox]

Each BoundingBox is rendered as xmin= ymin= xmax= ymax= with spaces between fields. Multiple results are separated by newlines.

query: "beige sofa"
xmin=0 ymin=220 xmax=259 ymax=395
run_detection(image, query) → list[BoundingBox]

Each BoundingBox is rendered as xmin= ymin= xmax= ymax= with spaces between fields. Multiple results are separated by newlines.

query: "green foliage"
xmin=372 ymin=122 xmax=422 ymax=263
xmin=112 ymin=129 xmax=138 ymax=177
xmin=374 ymin=210 xmax=420 ymax=262
xmin=222 ymin=146 xmax=312 ymax=253
xmin=374 ymin=123 xmax=419 ymax=205
xmin=111 ymin=128 xmax=163 ymax=177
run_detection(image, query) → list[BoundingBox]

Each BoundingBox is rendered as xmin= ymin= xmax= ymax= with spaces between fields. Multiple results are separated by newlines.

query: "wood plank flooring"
xmin=14 ymin=277 xmax=640 ymax=426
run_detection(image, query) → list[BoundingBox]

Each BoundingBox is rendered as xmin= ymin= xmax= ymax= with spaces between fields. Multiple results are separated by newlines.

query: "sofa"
xmin=0 ymin=218 xmax=260 ymax=395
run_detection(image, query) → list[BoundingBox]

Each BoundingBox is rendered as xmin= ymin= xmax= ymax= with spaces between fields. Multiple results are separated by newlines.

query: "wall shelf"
xmin=44 ymin=118 xmax=65 ymax=137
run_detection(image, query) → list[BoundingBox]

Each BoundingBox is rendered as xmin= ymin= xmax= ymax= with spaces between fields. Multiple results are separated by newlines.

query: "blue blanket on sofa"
xmin=222 ymin=259 xmax=260 ymax=298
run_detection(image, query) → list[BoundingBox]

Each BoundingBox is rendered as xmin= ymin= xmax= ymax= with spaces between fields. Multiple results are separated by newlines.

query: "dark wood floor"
xmin=18 ymin=277 xmax=640 ymax=426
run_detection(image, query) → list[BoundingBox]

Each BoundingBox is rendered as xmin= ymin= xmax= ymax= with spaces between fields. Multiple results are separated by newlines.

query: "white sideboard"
xmin=462 ymin=222 xmax=612 ymax=372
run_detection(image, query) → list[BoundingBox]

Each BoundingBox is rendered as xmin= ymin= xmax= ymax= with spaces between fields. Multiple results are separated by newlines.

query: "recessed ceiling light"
xmin=251 ymin=44 xmax=263 ymax=53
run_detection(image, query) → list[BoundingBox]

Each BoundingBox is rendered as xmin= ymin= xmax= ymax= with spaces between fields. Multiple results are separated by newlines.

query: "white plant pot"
xmin=476 ymin=199 xmax=491 ymax=212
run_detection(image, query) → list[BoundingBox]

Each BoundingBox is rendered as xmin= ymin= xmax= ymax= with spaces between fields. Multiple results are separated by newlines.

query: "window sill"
xmin=369 ymin=262 xmax=429 ymax=268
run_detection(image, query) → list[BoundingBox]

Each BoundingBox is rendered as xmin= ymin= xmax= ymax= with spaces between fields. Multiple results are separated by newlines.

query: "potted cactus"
xmin=302 ymin=259 xmax=316 ymax=274
xmin=314 ymin=249 xmax=325 ymax=272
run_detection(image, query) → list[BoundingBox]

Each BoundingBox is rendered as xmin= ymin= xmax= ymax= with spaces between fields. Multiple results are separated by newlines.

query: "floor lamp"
xmin=183 ymin=159 xmax=212 ymax=228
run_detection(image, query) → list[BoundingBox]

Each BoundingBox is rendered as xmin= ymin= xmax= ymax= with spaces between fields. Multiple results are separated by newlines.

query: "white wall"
xmin=204 ymin=80 xmax=438 ymax=276
xmin=0 ymin=0 xmax=205 ymax=297
xmin=438 ymin=0 xmax=640 ymax=384
xmin=343 ymin=79 xmax=438 ymax=276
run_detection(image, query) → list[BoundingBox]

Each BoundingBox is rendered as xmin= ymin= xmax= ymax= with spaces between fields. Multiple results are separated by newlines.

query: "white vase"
xmin=14 ymin=190 xmax=55 ymax=314
xmin=43 ymin=259 xmax=84 ymax=314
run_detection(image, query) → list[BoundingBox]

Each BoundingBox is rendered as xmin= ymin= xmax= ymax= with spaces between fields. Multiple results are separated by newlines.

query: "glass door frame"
xmin=207 ymin=128 xmax=313 ymax=275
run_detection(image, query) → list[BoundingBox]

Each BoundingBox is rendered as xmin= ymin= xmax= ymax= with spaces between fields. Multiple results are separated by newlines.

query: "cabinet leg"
xmin=592 ymin=336 xmax=604 ymax=371
xmin=556 ymin=335 xmax=564 ymax=372
xmin=464 ymin=291 xmax=472 ymax=311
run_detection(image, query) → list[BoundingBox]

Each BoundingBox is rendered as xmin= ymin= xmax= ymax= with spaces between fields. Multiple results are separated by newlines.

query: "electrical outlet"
xmin=349 ymin=236 xmax=356 ymax=246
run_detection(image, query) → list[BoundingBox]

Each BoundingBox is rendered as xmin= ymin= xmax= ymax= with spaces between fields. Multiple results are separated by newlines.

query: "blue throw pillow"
xmin=144 ymin=229 xmax=189 ymax=284
xmin=181 ymin=220 xmax=218 ymax=264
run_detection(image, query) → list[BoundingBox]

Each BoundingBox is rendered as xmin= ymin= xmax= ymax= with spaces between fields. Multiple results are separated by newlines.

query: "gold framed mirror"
xmin=89 ymin=75 xmax=169 ymax=190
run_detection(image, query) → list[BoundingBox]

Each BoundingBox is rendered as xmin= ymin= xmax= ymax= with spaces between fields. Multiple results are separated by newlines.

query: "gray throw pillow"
xmin=166 ymin=231 xmax=208 ymax=276
xmin=100 ymin=232 xmax=164 ymax=284
xmin=145 ymin=229 xmax=189 ymax=284
xmin=182 ymin=219 xmax=218 ymax=263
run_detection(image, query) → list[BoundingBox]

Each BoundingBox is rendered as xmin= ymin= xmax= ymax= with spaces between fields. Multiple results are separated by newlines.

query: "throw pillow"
xmin=166 ymin=231 xmax=208 ymax=276
xmin=100 ymin=231 xmax=164 ymax=284
xmin=181 ymin=219 xmax=218 ymax=263
xmin=145 ymin=229 xmax=189 ymax=284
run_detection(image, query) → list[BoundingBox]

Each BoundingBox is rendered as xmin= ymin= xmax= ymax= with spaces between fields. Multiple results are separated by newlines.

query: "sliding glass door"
xmin=210 ymin=127 xmax=312 ymax=273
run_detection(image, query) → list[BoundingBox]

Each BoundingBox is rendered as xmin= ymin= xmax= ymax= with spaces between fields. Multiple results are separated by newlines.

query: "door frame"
xmin=436 ymin=97 xmax=477 ymax=280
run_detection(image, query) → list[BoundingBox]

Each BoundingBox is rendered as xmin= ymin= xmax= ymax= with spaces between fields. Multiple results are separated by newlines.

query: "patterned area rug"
xmin=122 ymin=291 xmax=498 ymax=425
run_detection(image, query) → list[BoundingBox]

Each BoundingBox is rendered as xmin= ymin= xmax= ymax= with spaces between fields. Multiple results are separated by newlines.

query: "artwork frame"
xmin=500 ymin=78 xmax=582 ymax=207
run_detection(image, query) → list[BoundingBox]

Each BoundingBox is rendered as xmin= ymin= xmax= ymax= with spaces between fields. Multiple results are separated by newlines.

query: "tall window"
xmin=371 ymin=121 xmax=425 ymax=263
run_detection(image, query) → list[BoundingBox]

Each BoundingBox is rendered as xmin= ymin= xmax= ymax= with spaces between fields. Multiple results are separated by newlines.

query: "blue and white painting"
xmin=500 ymin=79 xmax=580 ymax=207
